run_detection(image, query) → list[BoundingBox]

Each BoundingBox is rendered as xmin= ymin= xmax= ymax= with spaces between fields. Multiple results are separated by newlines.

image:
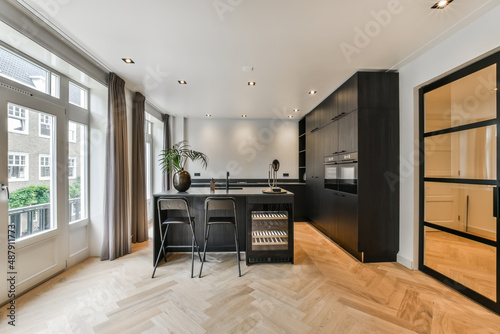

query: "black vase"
xmin=173 ymin=169 xmax=191 ymax=192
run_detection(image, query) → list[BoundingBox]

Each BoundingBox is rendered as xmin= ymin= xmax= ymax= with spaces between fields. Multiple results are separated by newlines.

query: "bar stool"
xmin=199 ymin=197 xmax=241 ymax=277
xmin=152 ymin=197 xmax=201 ymax=278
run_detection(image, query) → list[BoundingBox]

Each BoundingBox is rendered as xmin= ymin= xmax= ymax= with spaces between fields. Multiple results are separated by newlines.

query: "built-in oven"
xmin=324 ymin=155 xmax=339 ymax=191
xmin=324 ymin=152 xmax=358 ymax=194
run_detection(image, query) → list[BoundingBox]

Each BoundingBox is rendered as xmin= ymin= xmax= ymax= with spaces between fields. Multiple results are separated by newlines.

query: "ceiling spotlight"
xmin=248 ymin=82 xmax=256 ymax=86
xmin=431 ymin=0 xmax=452 ymax=9
xmin=242 ymin=114 xmax=248 ymax=118
xmin=206 ymin=114 xmax=211 ymax=117
xmin=288 ymin=115 xmax=294 ymax=119
xmin=309 ymin=90 xmax=317 ymax=95
xmin=122 ymin=58 xmax=135 ymax=64
xmin=293 ymin=109 xmax=299 ymax=112
xmin=178 ymin=80 xmax=187 ymax=84
xmin=493 ymin=88 xmax=498 ymax=91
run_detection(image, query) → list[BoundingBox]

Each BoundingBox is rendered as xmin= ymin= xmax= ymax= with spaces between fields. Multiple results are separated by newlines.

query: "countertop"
xmin=190 ymin=182 xmax=305 ymax=187
xmin=154 ymin=186 xmax=294 ymax=197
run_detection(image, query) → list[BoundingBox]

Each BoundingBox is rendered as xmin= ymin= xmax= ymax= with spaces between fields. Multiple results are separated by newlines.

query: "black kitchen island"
xmin=152 ymin=187 xmax=294 ymax=265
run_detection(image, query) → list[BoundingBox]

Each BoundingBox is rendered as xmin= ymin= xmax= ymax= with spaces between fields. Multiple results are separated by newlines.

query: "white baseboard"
xmin=397 ymin=253 xmax=414 ymax=270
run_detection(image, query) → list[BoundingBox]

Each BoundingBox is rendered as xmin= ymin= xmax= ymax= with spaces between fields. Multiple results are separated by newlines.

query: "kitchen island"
xmin=152 ymin=187 xmax=294 ymax=265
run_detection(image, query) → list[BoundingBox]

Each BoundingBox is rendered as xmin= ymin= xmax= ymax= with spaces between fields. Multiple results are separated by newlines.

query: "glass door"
xmin=0 ymin=83 xmax=67 ymax=300
xmin=420 ymin=57 xmax=499 ymax=313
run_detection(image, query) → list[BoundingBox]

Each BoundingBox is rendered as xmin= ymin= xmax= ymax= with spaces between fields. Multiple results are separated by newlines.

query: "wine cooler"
xmin=246 ymin=197 xmax=294 ymax=265
xmin=251 ymin=211 xmax=289 ymax=251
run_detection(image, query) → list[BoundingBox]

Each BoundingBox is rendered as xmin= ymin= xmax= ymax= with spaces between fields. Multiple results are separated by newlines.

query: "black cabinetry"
xmin=338 ymin=110 xmax=358 ymax=154
xmin=304 ymin=71 xmax=399 ymax=262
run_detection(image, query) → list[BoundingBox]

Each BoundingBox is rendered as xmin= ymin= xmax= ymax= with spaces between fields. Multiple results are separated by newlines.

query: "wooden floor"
xmin=1 ymin=222 xmax=499 ymax=333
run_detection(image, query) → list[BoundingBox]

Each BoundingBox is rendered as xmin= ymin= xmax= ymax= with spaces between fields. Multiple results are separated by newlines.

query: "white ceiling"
xmin=15 ymin=0 xmax=500 ymax=119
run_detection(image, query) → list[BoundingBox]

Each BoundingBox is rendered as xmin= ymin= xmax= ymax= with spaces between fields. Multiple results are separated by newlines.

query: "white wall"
xmin=398 ymin=5 xmax=500 ymax=269
xmin=185 ymin=118 xmax=298 ymax=180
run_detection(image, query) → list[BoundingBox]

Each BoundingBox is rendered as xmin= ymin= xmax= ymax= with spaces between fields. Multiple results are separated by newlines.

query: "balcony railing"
xmin=8 ymin=198 xmax=81 ymax=239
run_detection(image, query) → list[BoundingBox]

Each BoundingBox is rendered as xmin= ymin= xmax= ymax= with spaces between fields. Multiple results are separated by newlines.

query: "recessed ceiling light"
xmin=493 ymin=88 xmax=498 ymax=91
xmin=178 ymin=80 xmax=187 ymax=84
xmin=242 ymin=114 xmax=247 ymax=118
xmin=122 ymin=58 xmax=135 ymax=64
xmin=248 ymin=82 xmax=256 ymax=86
xmin=431 ymin=0 xmax=452 ymax=9
xmin=293 ymin=109 xmax=299 ymax=112
xmin=206 ymin=114 xmax=211 ymax=117
xmin=288 ymin=115 xmax=294 ymax=119
xmin=309 ymin=90 xmax=317 ymax=95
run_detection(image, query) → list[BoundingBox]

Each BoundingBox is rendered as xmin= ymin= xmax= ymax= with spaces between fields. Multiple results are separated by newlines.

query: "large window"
xmin=39 ymin=113 xmax=52 ymax=138
xmin=8 ymin=152 xmax=28 ymax=181
xmin=39 ymin=155 xmax=51 ymax=180
xmin=8 ymin=104 xmax=28 ymax=134
xmin=69 ymin=82 xmax=88 ymax=109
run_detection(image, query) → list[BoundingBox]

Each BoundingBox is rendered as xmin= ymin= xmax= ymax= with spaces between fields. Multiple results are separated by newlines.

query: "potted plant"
xmin=159 ymin=140 xmax=208 ymax=192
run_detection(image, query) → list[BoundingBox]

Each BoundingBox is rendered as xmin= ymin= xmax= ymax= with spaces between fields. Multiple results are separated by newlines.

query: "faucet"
xmin=226 ymin=171 xmax=230 ymax=191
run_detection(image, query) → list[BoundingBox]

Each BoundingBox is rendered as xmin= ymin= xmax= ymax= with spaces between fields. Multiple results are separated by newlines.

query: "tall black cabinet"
xmin=304 ymin=71 xmax=399 ymax=262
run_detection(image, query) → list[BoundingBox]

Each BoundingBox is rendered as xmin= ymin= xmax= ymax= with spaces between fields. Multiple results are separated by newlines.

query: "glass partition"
xmin=421 ymin=54 xmax=499 ymax=313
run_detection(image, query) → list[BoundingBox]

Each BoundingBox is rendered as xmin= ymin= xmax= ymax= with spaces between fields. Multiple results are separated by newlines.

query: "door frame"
xmin=419 ymin=50 xmax=500 ymax=314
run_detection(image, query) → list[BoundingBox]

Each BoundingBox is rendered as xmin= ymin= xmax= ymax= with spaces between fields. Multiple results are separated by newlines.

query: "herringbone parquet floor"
xmin=1 ymin=222 xmax=499 ymax=333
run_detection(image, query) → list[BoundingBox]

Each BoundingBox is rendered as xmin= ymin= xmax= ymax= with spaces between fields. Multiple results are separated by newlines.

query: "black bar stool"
xmin=152 ymin=197 xmax=201 ymax=278
xmin=199 ymin=197 xmax=241 ymax=277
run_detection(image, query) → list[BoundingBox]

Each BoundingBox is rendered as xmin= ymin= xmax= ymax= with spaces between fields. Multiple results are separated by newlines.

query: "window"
xmin=8 ymin=104 xmax=29 ymax=134
xmin=69 ymin=82 xmax=88 ymax=109
xmin=145 ymin=118 xmax=154 ymax=221
xmin=39 ymin=114 xmax=52 ymax=137
xmin=68 ymin=122 xmax=77 ymax=143
xmin=68 ymin=122 xmax=88 ymax=223
xmin=51 ymin=73 xmax=60 ymax=98
xmin=68 ymin=157 xmax=76 ymax=179
xmin=8 ymin=153 xmax=28 ymax=181
xmin=0 ymin=45 xmax=59 ymax=97
xmin=39 ymin=155 xmax=51 ymax=180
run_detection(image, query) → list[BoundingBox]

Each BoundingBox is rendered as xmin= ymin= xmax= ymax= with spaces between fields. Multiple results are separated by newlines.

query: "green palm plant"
xmin=159 ymin=140 xmax=208 ymax=174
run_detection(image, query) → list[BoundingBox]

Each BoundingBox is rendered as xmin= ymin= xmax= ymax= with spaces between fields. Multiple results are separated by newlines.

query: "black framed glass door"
xmin=420 ymin=52 xmax=500 ymax=314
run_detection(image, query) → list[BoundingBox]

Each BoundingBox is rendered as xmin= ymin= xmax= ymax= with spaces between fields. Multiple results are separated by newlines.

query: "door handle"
xmin=1 ymin=184 xmax=9 ymax=200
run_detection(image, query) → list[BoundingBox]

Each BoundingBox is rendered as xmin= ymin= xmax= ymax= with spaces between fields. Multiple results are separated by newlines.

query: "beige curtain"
xmin=162 ymin=114 xmax=171 ymax=191
xmin=131 ymin=92 xmax=148 ymax=243
xmin=101 ymin=73 xmax=131 ymax=260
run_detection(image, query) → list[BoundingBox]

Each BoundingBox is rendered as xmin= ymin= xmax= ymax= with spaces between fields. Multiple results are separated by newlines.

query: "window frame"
xmin=8 ymin=152 xmax=29 ymax=182
xmin=0 ymin=44 xmax=59 ymax=98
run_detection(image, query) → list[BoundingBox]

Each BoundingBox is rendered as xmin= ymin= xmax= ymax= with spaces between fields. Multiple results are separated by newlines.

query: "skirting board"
xmin=397 ymin=253 xmax=414 ymax=270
